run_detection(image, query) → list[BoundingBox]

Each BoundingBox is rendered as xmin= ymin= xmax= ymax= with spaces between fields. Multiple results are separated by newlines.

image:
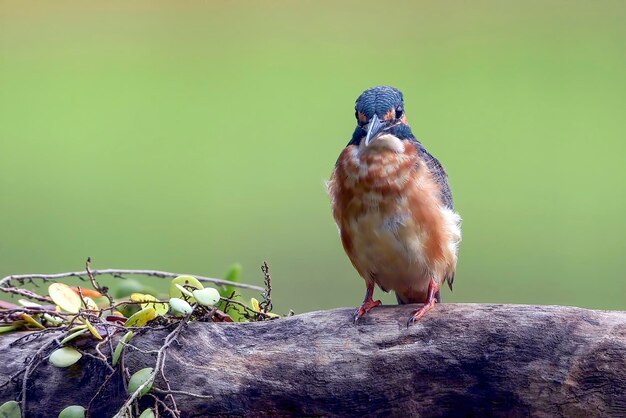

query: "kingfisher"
xmin=328 ymin=86 xmax=462 ymax=325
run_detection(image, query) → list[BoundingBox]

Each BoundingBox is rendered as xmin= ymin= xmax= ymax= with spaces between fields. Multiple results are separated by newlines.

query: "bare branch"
xmin=219 ymin=296 xmax=275 ymax=320
xmin=260 ymin=261 xmax=272 ymax=314
xmin=0 ymin=287 xmax=51 ymax=303
xmin=0 ymin=268 xmax=264 ymax=293
xmin=3 ymin=305 xmax=624 ymax=417
xmin=20 ymin=338 xmax=59 ymax=414
xmin=86 ymin=258 xmax=114 ymax=308
xmin=152 ymin=388 xmax=213 ymax=400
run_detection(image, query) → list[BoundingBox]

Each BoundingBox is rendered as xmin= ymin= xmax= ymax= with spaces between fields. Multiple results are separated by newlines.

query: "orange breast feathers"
xmin=328 ymin=140 xmax=460 ymax=299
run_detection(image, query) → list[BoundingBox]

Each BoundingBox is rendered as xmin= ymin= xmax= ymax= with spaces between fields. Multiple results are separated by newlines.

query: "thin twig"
xmin=0 ymin=368 xmax=27 ymax=390
xmin=112 ymin=313 xmax=193 ymax=418
xmin=0 ymin=308 xmax=70 ymax=333
xmin=21 ymin=338 xmax=59 ymax=415
xmin=0 ymin=268 xmax=264 ymax=292
xmin=148 ymin=394 xmax=178 ymax=418
xmin=9 ymin=326 xmax=67 ymax=347
xmin=1 ymin=308 xmax=65 ymax=317
xmin=123 ymin=343 xmax=160 ymax=355
xmin=0 ymin=287 xmax=51 ymax=302
xmin=80 ymin=352 xmax=115 ymax=372
xmin=86 ymin=369 xmax=118 ymax=418
xmin=260 ymin=262 xmax=272 ymax=314
xmin=159 ymin=350 xmax=180 ymax=417
xmin=75 ymin=286 xmax=89 ymax=311
xmin=86 ymin=258 xmax=114 ymax=308
xmin=94 ymin=339 xmax=115 ymax=371
xmin=219 ymin=297 xmax=273 ymax=319
xmin=152 ymin=388 xmax=214 ymax=400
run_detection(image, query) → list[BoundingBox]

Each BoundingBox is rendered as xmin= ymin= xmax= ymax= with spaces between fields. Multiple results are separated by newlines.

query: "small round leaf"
xmin=49 ymin=347 xmax=82 ymax=368
xmin=58 ymin=405 xmax=86 ymax=418
xmin=169 ymin=298 xmax=193 ymax=316
xmin=130 ymin=294 xmax=168 ymax=316
xmin=82 ymin=297 xmax=98 ymax=311
xmin=48 ymin=283 xmax=82 ymax=314
xmin=193 ymin=288 xmax=221 ymax=307
xmin=130 ymin=293 xmax=149 ymax=302
xmin=0 ymin=400 xmax=21 ymax=418
xmin=138 ymin=409 xmax=155 ymax=418
xmin=169 ymin=276 xmax=203 ymax=302
xmin=128 ymin=368 xmax=153 ymax=396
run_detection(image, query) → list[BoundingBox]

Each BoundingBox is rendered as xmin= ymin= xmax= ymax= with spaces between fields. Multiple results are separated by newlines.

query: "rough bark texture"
xmin=1 ymin=304 xmax=625 ymax=417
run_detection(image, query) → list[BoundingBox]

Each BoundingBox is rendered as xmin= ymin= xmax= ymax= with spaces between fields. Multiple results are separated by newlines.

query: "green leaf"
xmin=127 ymin=368 xmax=153 ymax=396
xmin=48 ymin=283 xmax=82 ymax=314
xmin=58 ymin=405 xmax=86 ymax=418
xmin=174 ymin=283 xmax=194 ymax=298
xmin=19 ymin=313 xmax=45 ymax=330
xmin=219 ymin=264 xmax=244 ymax=321
xmin=138 ymin=409 xmax=155 ymax=418
xmin=114 ymin=279 xmax=157 ymax=299
xmin=169 ymin=276 xmax=203 ymax=302
xmin=130 ymin=294 xmax=168 ymax=316
xmin=112 ymin=331 xmax=134 ymax=366
xmin=125 ymin=307 xmax=156 ymax=327
xmin=60 ymin=328 xmax=89 ymax=345
xmin=169 ymin=298 xmax=193 ymax=316
xmin=221 ymin=263 xmax=242 ymax=298
xmin=0 ymin=400 xmax=21 ymax=418
xmin=42 ymin=313 xmax=64 ymax=326
xmin=0 ymin=324 xmax=22 ymax=334
xmin=49 ymin=347 xmax=82 ymax=368
xmin=67 ymin=325 xmax=88 ymax=334
xmin=81 ymin=319 xmax=102 ymax=340
xmin=250 ymin=297 xmax=261 ymax=312
xmin=18 ymin=299 xmax=42 ymax=308
xmin=193 ymin=288 xmax=221 ymax=307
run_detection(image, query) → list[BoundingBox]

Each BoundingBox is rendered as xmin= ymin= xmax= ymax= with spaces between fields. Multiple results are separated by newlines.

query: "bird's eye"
xmin=356 ymin=111 xmax=368 ymax=125
xmin=395 ymin=108 xmax=403 ymax=119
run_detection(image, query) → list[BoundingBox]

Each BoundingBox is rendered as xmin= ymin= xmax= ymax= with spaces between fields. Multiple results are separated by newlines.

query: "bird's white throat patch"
xmin=359 ymin=134 xmax=405 ymax=154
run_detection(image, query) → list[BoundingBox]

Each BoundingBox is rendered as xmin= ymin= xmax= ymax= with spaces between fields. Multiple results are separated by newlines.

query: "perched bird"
xmin=328 ymin=86 xmax=461 ymax=325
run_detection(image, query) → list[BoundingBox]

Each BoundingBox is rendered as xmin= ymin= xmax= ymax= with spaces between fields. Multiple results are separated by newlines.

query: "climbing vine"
xmin=0 ymin=259 xmax=281 ymax=418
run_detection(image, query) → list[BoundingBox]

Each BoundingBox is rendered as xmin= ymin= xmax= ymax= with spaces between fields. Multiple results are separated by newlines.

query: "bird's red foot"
xmin=354 ymin=298 xmax=381 ymax=323
xmin=407 ymin=300 xmax=435 ymax=326
xmin=407 ymin=278 xmax=439 ymax=327
xmin=354 ymin=282 xmax=380 ymax=323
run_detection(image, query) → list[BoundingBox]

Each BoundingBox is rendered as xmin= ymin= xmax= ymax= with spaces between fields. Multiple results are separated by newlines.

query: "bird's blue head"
xmin=351 ymin=86 xmax=413 ymax=146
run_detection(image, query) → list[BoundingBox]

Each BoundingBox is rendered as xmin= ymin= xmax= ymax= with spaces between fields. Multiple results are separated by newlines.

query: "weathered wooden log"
xmin=1 ymin=304 xmax=625 ymax=417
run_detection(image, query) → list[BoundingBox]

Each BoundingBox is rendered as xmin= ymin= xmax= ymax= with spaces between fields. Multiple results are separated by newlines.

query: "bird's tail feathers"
xmin=446 ymin=273 xmax=455 ymax=291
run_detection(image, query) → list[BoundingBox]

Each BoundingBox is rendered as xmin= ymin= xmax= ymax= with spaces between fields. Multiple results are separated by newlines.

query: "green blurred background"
xmin=1 ymin=1 xmax=624 ymax=313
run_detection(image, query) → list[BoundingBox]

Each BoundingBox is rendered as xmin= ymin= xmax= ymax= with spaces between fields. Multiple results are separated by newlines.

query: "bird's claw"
xmin=354 ymin=299 xmax=381 ymax=323
xmin=406 ymin=301 xmax=435 ymax=328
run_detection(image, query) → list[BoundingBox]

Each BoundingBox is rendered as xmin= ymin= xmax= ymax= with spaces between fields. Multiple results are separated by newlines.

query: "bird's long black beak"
xmin=364 ymin=114 xmax=387 ymax=146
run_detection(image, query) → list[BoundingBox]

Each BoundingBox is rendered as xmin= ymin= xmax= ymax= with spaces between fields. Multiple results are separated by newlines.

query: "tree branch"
xmin=0 ymin=268 xmax=264 ymax=294
xmin=1 ymin=304 xmax=625 ymax=417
